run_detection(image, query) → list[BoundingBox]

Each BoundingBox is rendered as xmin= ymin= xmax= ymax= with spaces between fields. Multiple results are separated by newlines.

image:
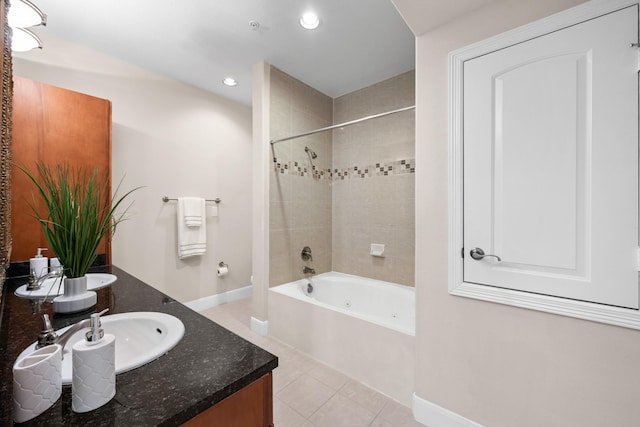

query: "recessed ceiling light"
xmin=222 ymin=77 xmax=238 ymax=87
xmin=299 ymin=12 xmax=320 ymax=30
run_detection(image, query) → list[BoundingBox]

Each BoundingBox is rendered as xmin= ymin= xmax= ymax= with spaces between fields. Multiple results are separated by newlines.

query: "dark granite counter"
xmin=0 ymin=266 xmax=278 ymax=426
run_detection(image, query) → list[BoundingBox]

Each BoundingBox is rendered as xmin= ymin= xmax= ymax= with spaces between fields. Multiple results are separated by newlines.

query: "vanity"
xmin=0 ymin=266 xmax=278 ymax=426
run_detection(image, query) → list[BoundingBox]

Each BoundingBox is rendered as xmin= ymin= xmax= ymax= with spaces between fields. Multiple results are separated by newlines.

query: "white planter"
xmin=52 ymin=276 xmax=97 ymax=314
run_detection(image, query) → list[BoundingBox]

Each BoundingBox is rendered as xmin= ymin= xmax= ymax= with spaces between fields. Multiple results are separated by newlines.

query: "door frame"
xmin=448 ymin=0 xmax=640 ymax=329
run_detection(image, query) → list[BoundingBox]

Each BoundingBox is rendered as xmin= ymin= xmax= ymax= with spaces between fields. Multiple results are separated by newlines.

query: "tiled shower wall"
xmin=332 ymin=71 xmax=415 ymax=286
xmin=269 ymin=67 xmax=415 ymax=286
xmin=269 ymin=67 xmax=333 ymax=286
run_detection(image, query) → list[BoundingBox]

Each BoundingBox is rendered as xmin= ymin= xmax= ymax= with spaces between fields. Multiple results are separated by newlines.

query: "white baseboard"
xmin=251 ymin=316 xmax=269 ymax=336
xmin=413 ymin=393 xmax=484 ymax=427
xmin=184 ymin=285 xmax=252 ymax=312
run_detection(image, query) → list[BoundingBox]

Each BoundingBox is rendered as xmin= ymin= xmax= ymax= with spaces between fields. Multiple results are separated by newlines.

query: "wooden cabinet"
xmin=182 ymin=373 xmax=274 ymax=427
xmin=11 ymin=77 xmax=112 ymax=262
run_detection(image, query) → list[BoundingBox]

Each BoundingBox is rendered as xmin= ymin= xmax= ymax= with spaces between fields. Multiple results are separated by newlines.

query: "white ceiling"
xmin=29 ymin=0 xmax=418 ymax=106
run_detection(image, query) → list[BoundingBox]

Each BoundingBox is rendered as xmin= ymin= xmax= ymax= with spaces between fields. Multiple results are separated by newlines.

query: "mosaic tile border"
xmin=334 ymin=159 xmax=415 ymax=180
xmin=273 ymin=158 xmax=332 ymax=180
xmin=273 ymin=158 xmax=415 ymax=181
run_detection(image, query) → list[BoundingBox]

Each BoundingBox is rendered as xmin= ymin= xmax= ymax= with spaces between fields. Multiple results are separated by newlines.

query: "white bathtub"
xmin=268 ymin=272 xmax=415 ymax=405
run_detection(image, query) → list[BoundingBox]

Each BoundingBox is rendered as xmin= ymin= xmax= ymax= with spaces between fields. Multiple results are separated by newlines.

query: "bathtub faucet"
xmin=303 ymin=266 xmax=315 ymax=275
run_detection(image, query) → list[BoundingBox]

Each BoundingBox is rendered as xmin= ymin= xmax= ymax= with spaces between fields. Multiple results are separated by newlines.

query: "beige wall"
xmin=407 ymin=0 xmax=640 ymax=426
xmin=332 ymin=71 xmax=415 ymax=285
xmin=269 ymin=66 xmax=333 ymax=286
xmin=14 ymin=33 xmax=253 ymax=303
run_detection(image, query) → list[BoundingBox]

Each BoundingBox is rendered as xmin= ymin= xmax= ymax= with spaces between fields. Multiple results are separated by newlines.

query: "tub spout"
xmin=303 ymin=266 xmax=315 ymax=275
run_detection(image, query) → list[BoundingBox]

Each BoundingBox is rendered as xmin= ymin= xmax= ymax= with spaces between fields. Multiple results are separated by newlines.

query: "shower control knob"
xmin=470 ymin=247 xmax=501 ymax=262
xmin=301 ymin=246 xmax=313 ymax=261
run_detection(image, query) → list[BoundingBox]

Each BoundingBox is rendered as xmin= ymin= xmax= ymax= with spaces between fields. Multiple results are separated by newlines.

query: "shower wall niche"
xmin=269 ymin=67 xmax=415 ymax=287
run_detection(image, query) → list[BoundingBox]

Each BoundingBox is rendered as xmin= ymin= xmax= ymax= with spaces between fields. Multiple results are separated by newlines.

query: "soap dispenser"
xmin=71 ymin=309 xmax=115 ymax=413
xmin=29 ymin=248 xmax=48 ymax=277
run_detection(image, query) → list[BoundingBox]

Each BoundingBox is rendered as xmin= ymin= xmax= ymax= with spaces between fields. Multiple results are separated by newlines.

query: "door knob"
xmin=470 ymin=248 xmax=501 ymax=262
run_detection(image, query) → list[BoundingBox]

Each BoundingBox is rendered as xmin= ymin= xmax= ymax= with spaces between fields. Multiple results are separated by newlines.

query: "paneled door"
xmin=463 ymin=5 xmax=639 ymax=308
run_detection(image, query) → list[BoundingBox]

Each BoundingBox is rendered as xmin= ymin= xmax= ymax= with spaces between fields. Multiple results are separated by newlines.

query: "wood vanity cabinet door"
xmin=182 ymin=372 xmax=274 ymax=427
xmin=11 ymin=76 xmax=112 ymax=263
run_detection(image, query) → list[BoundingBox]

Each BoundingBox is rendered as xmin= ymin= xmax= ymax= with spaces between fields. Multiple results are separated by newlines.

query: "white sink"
xmin=15 ymin=312 xmax=185 ymax=384
xmin=14 ymin=273 xmax=118 ymax=299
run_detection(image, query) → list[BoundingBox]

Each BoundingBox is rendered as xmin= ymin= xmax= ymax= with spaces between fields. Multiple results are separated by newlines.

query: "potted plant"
xmin=19 ymin=162 xmax=138 ymax=313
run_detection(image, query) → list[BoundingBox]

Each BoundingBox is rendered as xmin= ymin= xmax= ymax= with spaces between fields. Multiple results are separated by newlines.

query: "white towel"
xmin=180 ymin=197 xmax=204 ymax=227
xmin=177 ymin=197 xmax=207 ymax=259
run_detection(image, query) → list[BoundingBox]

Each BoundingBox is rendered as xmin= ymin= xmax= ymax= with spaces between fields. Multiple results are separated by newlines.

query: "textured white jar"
xmin=71 ymin=333 xmax=115 ymax=413
xmin=13 ymin=344 xmax=62 ymax=423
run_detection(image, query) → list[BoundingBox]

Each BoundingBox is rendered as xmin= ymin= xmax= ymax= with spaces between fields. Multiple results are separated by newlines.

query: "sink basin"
xmin=15 ymin=312 xmax=185 ymax=384
xmin=14 ymin=273 xmax=118 ymax=299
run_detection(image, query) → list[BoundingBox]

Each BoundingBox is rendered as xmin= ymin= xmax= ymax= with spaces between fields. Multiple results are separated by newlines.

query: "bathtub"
xmin=268 ymin=272 xmax=415 ymax=405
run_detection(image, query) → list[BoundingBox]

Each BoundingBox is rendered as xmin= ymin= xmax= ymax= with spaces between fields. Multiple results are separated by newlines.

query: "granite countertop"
xmin=0 ymin=265 xmax=278 ymax=426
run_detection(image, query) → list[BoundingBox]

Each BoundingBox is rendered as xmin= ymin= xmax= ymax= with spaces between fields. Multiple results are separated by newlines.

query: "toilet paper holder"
xmin=217 ymin=262 xmax=229 ymax=277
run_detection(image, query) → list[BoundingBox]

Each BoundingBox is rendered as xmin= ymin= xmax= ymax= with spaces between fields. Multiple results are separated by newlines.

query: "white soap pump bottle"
xmin=29 ymin=247 xmax=48 ymax=277
xmin=72 ymin=309 xmax=116 ymax=413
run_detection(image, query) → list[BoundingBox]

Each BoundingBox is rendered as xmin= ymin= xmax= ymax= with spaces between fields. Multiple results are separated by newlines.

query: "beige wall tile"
xmin=270 ymin=66 xmax=334 ymax=285
xmin=332 ymin=74 xmax=416 ymax=285
xmin=270 ymin=66 xmax=415 ymax=287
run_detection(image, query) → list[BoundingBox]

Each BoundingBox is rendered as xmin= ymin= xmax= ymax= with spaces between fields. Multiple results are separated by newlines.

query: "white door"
xmin=463 ymin=5 xmax=639 ymax=308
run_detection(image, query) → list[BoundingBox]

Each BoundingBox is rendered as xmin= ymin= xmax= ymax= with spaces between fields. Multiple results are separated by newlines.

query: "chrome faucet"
xmin=36 ymin=309 xmax=109 ymax=354
xmin=27 ymin=266 xmax=63 ymax=291
xmin=303 ymin=266 xmax=315 ymax=275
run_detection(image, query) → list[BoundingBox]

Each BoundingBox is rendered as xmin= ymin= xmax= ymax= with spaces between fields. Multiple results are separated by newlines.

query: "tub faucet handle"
xmin=301 ymin=246 xmax=313 ymax=261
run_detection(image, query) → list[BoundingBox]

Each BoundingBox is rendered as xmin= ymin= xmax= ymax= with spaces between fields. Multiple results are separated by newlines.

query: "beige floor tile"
xmin=308 ymin=362 xmax=350 ymax=391
xmin=284 ymin=348 xmax=320 ymax=371
xmin=309 ymin=393 xmax=376 ymax=427
xmin=259 ymin=336 xmax=297 ymax=357
xmin=377 ymin=399 xmax=419 ymax=425
xmin=277 ymin=374 xmax=335 ymax=418
xmin=273 ymin=363 xmax=306 ymax=395
xmin=339 ymin=379 xmax=389 ymax=415
xmin=274 ymin=397 xmax=307 ymax=427
xmin=370 ymin=415 xmax=427 ymax=427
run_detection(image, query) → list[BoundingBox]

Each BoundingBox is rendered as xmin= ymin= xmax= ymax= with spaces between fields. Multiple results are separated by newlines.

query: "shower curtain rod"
xmin=269 ymin=105 xmax=415 ymax=145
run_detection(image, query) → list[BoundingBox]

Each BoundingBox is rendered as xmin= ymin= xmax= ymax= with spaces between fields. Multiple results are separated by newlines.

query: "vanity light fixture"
xmin=11 ymin=27 xmax=42 ymax=52
xmin=8 ymin=0 xmax=46 ymax=28
xmin=299 ymin=12 xmax=320 ymax=30
xmin=222 ymin=77 xmax=238 ymax=87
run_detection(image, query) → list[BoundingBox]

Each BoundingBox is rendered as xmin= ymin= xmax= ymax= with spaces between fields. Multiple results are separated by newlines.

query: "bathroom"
xmin=3 ymin=0 xmax=640 ymax=426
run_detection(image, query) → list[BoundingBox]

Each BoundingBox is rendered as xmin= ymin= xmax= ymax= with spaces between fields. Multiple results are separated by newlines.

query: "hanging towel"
xmin=177 ymin=197 xmax=207 ymax=259
xmin=180 ymin=197 xmax=204 ymax=227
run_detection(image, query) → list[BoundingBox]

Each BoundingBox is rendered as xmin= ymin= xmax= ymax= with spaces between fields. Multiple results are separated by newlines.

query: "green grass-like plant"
xmin=19 ymin=163 xmax=139 ymax=278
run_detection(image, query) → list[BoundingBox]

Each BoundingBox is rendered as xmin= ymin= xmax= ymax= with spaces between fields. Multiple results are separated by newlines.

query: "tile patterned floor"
xmin=200 ymin=298 xmax=425 ymax=427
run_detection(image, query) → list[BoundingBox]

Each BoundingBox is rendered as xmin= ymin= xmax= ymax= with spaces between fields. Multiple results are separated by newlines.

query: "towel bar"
xmin=162 ymin=196 xmax=221 ymax=204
